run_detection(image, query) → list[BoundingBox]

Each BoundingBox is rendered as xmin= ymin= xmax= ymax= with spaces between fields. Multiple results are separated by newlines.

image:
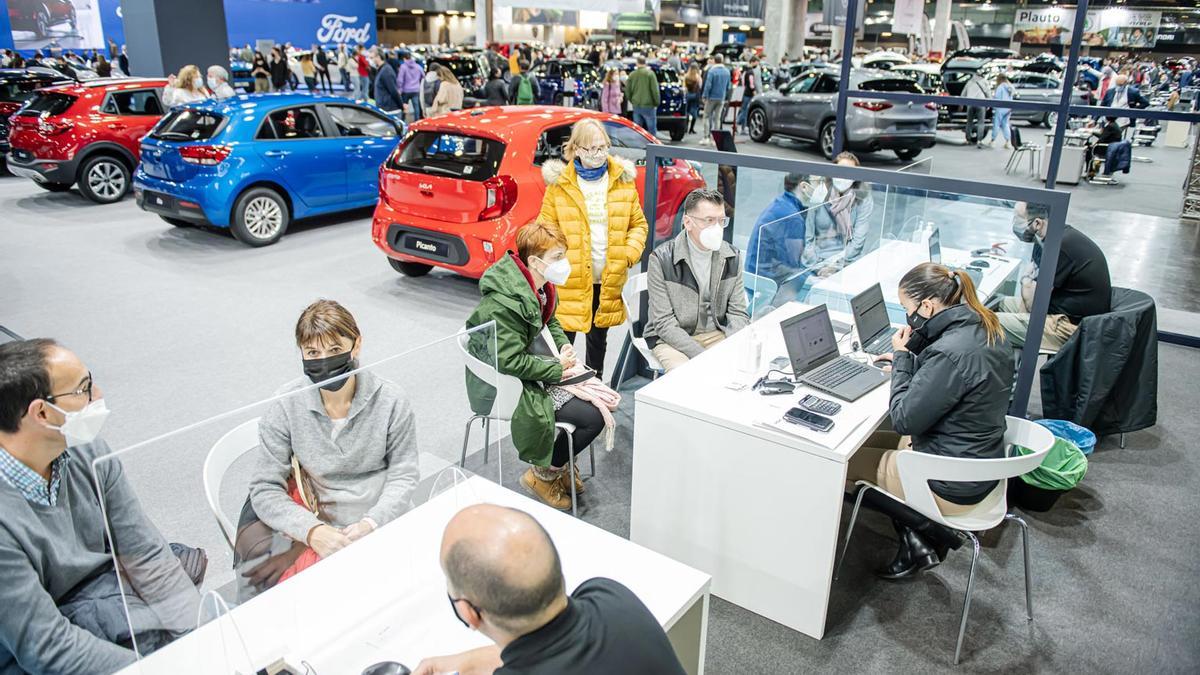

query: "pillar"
xmin=791 ymin=0 xmax=809 ymax=59
xmin=930 ymin=0 xmax=953 ymax=59
xmin=475 ymin=0 xmax=493 ymax=47
xmin=764 ymin=0 xmax=787 ymax=64
xmin=121 ymin=0 xmax=230 ymax=78
xmin=708 ymin=16 xmax=725 ymax=50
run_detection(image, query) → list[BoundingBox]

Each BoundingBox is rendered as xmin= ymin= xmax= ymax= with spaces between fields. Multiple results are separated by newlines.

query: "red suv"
xmin=6 ymin=78 xmax=167 ymax=203
xmin=372 ymin=106 xmax=705 ymax=279
xmin=8 ymin=0 xmax=76 ymax=39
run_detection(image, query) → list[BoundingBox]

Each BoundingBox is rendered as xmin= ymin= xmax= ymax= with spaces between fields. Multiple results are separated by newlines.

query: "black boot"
xmin=876 ymin=523 xmax=940 ymax=580
xmin=913 ymin=520 xmax=968 ymax=562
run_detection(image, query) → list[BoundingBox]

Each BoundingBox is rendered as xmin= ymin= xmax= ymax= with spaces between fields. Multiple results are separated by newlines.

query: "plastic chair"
xmin=613 ymin=272 xmax=664 ymax=390
xmin=835 ymin=416 xmax=1055 ymax=664
xmin=1004 ymin=126 xmax=1042 ymax=177
xmin=456 ymin=331 xmax=594 ymax=516
xmin=203 ymin=417 xmax=262 ymax=550
xmin=743 ymin=271 xmax=779 ymax=317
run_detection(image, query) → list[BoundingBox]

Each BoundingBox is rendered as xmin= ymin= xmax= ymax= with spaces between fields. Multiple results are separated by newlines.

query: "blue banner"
xmin=99 ymin=0 xmax=124 ymax=49
xmin=0 ymin=2 xmax=13 ymax=51
xmin=223 ymin=0 xmax=375 ymax=49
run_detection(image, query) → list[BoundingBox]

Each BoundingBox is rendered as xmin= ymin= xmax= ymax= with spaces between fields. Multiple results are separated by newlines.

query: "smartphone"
xmin=783 ymin=407 xmax=835 ymax=432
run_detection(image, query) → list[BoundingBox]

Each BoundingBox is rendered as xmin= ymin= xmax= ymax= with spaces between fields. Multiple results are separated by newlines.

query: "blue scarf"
xmin=574 ymin=158 xmax=608 ymax=182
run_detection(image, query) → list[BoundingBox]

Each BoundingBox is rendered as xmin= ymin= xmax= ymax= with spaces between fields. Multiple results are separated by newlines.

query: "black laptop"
xmin=850 ymin=283 xmax=899 ymax=356
xmin=780 ymin=305 xmax=890 ymax=402
xmin=928 ymin=228 xmax=983 ymax=286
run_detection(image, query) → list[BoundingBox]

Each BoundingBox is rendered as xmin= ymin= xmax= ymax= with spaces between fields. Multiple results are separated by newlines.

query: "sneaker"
xmin=557 ymin=464 xmax=585 ymax=495
xmin=1004 ymin=142 xmax=1013 ymax=150
xmin=521 ymin=468 xmax=572 ymax=511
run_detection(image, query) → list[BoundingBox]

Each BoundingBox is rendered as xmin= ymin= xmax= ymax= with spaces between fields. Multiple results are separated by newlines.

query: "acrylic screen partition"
xmin=642 ymin=144 xmax=1070 ymax=417
xmin=88 ymin=323 xmax=500 ymax=672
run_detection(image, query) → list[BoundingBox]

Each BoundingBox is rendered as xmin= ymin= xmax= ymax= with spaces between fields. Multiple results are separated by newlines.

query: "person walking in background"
xmin=701 ymin=55 xmax=732 ymax=145
xmin=482 ymin=68 xmax=508 ymax=106
xmin=962 ymin=71 xmax=992 ymax=147
xmin=667 ymin=47 xmax=683 ymax=73
xmin=206 ymin=65 xmax=236 ymax=100
xmin=625 ymin=55 xmax=660 ymax=138
xmin=397 ymin=50 xmax=424 ymax=121
xmin=300 ymin=53 xmax=316 ymax=92
xmin=269 ymin=47 xmax=289 ymax=93
xmin=428 ymin=66 xmax=464 ymax=116
xmin=684 ymin=63 xmax=702 ymax=135
xmin=369 ymin=48 xmax=402 ymax=113
xmin=987 ymin=73 xmax=1014 ymax=149
xmin=336 ymin=44 xmax=350 ymax=92
xmin=162 ymin=64 xmax=210 ymax=107
xmin=251 ymin=51 xmax=271 ymax=93
xmin=118 ymin=45 xmax=129 ymax=77
xmin=314 ymin=45 xmax=332 ymax=93
xmin=94 ymin=54 xmax=112 ymax=78
xmin=600 ymin=68 xmax=623 ymax=115
xmin=508 ymin=61 xmax=540 ymax=105
xmin=354 ymin=45 xmax=370 ymax=101
xmin=736 ymin=57 xmax=761 ymax=134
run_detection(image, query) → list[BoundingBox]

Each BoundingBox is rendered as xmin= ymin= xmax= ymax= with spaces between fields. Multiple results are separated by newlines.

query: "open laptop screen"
xmin=928 ymin=228 xmax=942 ymax=265
xmin=781 ymin=305 xmax=839 ymax=375
xmin=851 ymin=283 xmax=890 ymax=342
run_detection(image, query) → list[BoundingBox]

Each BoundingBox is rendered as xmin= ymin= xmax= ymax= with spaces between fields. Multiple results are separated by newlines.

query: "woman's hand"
xmin=341 ymin=518 xmax=376 ymax=542
xmin=306 ymin=524 xmax=352 ymax=558
xmin=242 ymin=541 xmax=305 ymax=591
xmin=892 ymin=325 xmax=913 ymax=353
xmin=558 ymin=350 xmax=577 ymax=371
xmin=560 ymin=343 xmax=577 ymax=364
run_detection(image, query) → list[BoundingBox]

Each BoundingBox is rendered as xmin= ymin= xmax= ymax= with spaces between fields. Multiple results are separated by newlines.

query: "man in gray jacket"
xmin=646 ymin=189 xmax=751 ymax=371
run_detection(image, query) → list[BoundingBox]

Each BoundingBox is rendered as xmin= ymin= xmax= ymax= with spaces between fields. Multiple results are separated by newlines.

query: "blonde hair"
xmin=562 ymin=118 xmax=610 ymax=162
xmin=438 ymin=65 xmax=460 ymax=87
xmin=174 ymin=64 xmax=202 ymax=91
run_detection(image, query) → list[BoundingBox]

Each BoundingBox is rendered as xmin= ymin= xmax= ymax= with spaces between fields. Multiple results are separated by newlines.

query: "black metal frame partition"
xmin=638 ymin=143 xmax=1072 ymax=418
xmin=832 ymin=0 xmax=1200 ymax=190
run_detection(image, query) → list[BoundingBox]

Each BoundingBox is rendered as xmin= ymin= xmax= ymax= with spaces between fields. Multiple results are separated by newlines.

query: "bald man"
xmin=413 ymin=504 xmax=685 ymax=675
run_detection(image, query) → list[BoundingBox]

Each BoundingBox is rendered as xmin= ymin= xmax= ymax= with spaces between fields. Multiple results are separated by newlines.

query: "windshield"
xmin=388 ymin=131 xmax=504 ymax=181
xmin=655 ymin=68 xmax=680 ymax=85
xmin=150 ymin=108 xmax=225 ymax=141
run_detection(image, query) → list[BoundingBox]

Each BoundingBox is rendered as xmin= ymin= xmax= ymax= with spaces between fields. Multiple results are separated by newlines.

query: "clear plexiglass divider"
xmin=88 ymin=322 xmax=500 ymax=672
xmin=644 ymin=144 xmax=1071 ymax=417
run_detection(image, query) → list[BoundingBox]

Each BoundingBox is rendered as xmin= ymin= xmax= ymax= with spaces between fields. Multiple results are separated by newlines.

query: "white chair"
xmin=835 ymin=416 xmax=1055 ymax=664
xmin=613 ymin=272 xmax=664 ymax=390
xmin=743 ymin=271 xmax=779 ymax=317
xmin=203 ymin=417 xmax=262 ymax=550
xmin=457 ymin=330 xmax=594 ymax=516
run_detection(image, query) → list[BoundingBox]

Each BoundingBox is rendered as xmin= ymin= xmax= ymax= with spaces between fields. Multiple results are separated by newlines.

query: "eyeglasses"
xmin=577 ymin=145 xmax=609 ymax=155
xmin=46 ymin=372 xmax=94 ymax=404
xmin=688 ymin=215 xmax=730 ymax=229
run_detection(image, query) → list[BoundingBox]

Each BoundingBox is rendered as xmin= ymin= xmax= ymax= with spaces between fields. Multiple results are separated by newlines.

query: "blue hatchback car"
xmin=134 ymin=93 xmax=404 ymax=246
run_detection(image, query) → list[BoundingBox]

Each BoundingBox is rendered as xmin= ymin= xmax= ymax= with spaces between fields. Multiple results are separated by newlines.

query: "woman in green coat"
xmin=465 ymin=222 xmax=607 ymax=511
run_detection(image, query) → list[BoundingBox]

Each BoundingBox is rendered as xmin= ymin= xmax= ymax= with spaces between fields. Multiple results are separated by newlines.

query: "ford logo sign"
xmin=317 ymin=14 xmax=371 ymax=44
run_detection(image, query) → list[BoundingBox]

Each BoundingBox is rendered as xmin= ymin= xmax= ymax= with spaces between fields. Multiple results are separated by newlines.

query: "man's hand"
xmin=892 ymin=325 xmax=913 ymax=353
xmin=242 ymin=542 xmax=305 ymax=591
xmin=413 ymin=646 xmax=503 ymax=675
xmin=1020 ymin=277 xmax=1036 ymax=312
xmin=342 ymin=518 xmax=376 ymax=542
xmin=306 ymin=524 xmax=352 ymax=559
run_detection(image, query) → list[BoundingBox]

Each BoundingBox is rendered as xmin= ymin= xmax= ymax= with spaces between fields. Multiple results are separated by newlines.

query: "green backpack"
xmin=516 ymin=76 xmax=534 ymax=105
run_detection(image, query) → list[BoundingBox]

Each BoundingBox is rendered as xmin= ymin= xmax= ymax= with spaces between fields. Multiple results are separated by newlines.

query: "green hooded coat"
xmin=465 ymin=253 xmax=570 ymax=466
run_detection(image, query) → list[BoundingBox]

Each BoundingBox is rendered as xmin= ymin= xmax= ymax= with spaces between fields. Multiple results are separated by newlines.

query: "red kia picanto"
xmin=6 ymin=78 xmax=168 ymax=203
xmin=371 ymin=106 xmax=705 ymax=278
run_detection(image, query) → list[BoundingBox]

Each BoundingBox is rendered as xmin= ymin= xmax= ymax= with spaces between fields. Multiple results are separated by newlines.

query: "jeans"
xmin=703 ymin=98 xmax=724 ymax=137
xmin=401 ymin=91 xmax=422 ymax=121
xmin=632 ymin=107 xmax=658 ymax=137
xmin=354 ymin=75 xmax=369 ymax=100
xmin=339 ymin=68 xmax=349 ymax=91
xmin=686 ymin=92 xmax=700 ymax=130
xmin=991 ymin=109 xmax=1011 ymax=143
xmin=563 ymin=283 xmax=609 ymax=375
xmin=316 ymin=68 xmax=332 ymax=93
xmin=551 ymin=398 xmax=605 ymax=467
xmin=737 ymin=94 xmax=753 ymax=128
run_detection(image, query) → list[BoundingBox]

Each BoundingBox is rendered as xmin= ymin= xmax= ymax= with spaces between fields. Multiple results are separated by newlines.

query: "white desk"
xmin=121 ymin=476 xmax=711 ymax=675
xmin=630 ymin=303 xmax=889 ymax=639
xmin=808 ymin=239 xmax=1020 ymax=309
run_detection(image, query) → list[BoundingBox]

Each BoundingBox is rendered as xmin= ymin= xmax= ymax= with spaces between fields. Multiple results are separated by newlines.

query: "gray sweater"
xmin=249 ymin=370 xmax=420 ymax=543
xmin=0 ymin=441 xmax=198 ymax=674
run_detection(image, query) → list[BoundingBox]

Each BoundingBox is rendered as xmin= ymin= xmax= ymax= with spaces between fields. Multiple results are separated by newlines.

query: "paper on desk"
xmin=756 ymin=406 xmax=869 ymax=450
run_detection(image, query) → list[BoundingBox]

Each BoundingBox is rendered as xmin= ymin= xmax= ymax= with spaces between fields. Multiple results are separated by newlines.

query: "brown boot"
xmin=557 ymin=464 xmax=585 ymax=495
xmin=521 ymin=468 xmax=571 ymax=511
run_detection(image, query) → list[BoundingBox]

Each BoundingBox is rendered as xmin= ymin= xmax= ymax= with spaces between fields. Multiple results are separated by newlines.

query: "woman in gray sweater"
xmin=235 ymin=300 xmax=420 ymax=598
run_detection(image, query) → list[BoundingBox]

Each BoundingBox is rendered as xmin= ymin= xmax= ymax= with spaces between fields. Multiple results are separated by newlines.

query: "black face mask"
xmin=1012 ymin=216 xmax=1038 ymax=243
xmin=302 ymin=352 xmax=356 ymax=391
xmin=448 ymin=594 xmax=475 ymax=629
xmin=906 ymin=307 xmax=929 ymax=332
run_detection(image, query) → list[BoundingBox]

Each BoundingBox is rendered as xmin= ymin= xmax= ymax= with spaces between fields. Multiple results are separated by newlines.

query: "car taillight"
xmin=924 ymin=102 xmax=939 ymax=111
xmin=0 ymin=102 xmax=20 ymax=115
xmin=179 ymin=145 xmax=232 ymax=166
xmin=852 ymin=101 xmax=893 ymax=112
xmin=479 ymin=175 xmax=517 ymax=221
xmin=38 ymin=117 xmax=74 ymax=135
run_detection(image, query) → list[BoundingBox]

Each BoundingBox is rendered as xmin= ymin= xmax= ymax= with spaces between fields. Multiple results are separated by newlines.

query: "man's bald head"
xmin=441 ymin=504 xmax=565 ymax=635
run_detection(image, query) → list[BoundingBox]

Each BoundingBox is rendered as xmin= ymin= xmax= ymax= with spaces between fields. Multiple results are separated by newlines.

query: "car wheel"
xmin=35 ymin=181 xmax=73 ymax=192
xmin=160 ymin=216 xmax=193 ymax=228
xmin=819 ymin=121 xmax=838 ymax=160
xmin=35 ymin=9 xmax=50 ymax=38
xmin=78 ymin=156 xmax=130 ymax=203
xmin=388 ymin=258 xmax=433 ymax=277
xmin=894 ymin=148 xmax=922 ymax=161
xmin=669 ymin=127 xmax=686 ymax=142
xmin=67 ymin=6 xmax=77 ymax=30
xmin=1045 ymin=112 xmax=1058 ymax=129
xmin=231 ymin=188 xmax=289 ymax=246
xmin=748 ymin=108 xmax=770 ymax=143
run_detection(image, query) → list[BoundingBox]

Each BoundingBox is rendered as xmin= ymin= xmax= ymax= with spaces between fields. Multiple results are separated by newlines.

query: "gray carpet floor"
xmin=1 ymin=142 xmax=1197 ymax=672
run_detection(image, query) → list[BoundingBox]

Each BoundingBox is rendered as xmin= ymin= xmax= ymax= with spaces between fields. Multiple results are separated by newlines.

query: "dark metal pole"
xmin=832 ymin=0 xmax=860 ymax=157
xmin=1043 ymin=0 xmax=1090 ymax=189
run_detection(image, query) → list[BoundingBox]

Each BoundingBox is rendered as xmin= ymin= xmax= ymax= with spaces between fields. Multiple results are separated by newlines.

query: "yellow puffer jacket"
xmin=538 ymin=156 xmax=648 ymax=333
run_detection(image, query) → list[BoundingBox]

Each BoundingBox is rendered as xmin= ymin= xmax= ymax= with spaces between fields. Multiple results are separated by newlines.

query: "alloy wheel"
xmin=820 ymin=125 xmax=836 ymax=158
xmin=88 ymin=161 xmax=125 ymax=200
xmin=244 ymin=197 xmax=283 ymax=240
xmin=749 ymin=111 xmax=765 ymax=139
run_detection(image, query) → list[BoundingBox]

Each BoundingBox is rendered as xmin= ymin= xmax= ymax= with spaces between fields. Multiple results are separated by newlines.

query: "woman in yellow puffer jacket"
xmin=538 ymin=118 xmax=649 ymax=377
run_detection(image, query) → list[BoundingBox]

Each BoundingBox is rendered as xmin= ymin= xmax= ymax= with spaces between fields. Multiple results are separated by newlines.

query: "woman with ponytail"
xmin=846 ymin=262 xmax=1013 ymax=580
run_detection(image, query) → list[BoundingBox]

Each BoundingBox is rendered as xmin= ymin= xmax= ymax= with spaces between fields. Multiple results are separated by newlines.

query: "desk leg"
xmin=667 ymin=592 xmax=709 ymax=675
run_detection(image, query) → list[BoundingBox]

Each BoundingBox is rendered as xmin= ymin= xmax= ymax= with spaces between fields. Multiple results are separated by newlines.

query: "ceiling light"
xmin=411 ymin=9 xmax=424 ymax=15
xmin=881 ymin=32 xmax=893 ymax=37
xmin=722 ymin=24 xmax=731 ymax=29
xmin=738 ymin=24 xmax=751 ymax=31
xmin=385 ymin=7 xmax=398 ymax=13
xmin=758 ymin=26 xmax=765 ymax=32
xmin=675 ymin=22 xmax=685 ymax=28
xmin=447 ymin=10 xmax=459 ymax=15
xmin=465 ymin=11 xmax=475 ymax=17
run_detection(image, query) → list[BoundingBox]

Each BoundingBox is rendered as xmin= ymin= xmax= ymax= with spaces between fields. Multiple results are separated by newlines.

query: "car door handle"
xmin=264 ymin=150 xmax=291 ymax=158
xmin=346 ymin=145 xmax=364 ymax=153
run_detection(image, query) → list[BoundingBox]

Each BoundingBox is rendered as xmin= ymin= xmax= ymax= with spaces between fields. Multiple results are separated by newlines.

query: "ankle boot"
xmin=913 ymin=520 xmax=967 ymax=562
xmin=877 ymin=523 xmax=940 ymax=580
xmin=521 ymin=468 xmax=571 ymax=511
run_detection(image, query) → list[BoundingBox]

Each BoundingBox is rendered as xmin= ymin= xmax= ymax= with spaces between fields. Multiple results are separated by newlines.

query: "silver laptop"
xmin=850 ymin=283 xmax=898 ymax=356
xmin=780 ymin=305 xmax=890 ymax=402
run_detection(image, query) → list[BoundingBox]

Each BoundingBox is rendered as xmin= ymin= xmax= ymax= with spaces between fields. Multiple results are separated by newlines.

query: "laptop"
xmin=928 ymin=228 xmax=983 ymax=286
xmin=850 ymin=283 xmax=898 ymax=356
xmin=780 ymin=305 xmax=890 ymax=402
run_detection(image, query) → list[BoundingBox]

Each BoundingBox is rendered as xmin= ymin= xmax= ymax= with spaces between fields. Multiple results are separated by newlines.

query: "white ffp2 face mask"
xmin=832 ymin=177 xmax=854 ymax=193
xmin=698 ymin=225 xmax=723 ymax=251
xmin=46 ymin=399 xmax=111 ymax=447
xmin=539 ymin=258 xmax=571 ymax=286
xmin=808 ymin=181 xmax=829 ymax=205
xmin=207 ymin=77 xmax=219 ymax=90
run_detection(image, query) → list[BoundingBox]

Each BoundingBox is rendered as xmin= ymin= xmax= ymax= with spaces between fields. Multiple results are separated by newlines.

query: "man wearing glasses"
xmin=0 ymin=339 xmax=202 ymax=673
xmin=645 ymin=189 xmax=751 ymax=371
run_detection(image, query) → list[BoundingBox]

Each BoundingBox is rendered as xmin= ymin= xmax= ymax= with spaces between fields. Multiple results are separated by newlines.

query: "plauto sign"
xmin=224 ymin=0 xmax=376 ymax=48
xmin=1013 ymin=7 xmax=1161 ymax=48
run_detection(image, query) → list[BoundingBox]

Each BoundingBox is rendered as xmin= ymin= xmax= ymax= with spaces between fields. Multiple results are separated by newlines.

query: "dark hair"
xmin=682 ymin=188 xmax=725 ymax=215
xmin=1024 ymin=202 xmax=1050 ymax=224
xmin=783 ymin=172 xmax=804 ymax=192
xmin=0 ymin=339 xmax=58 ymax=433
xmin=295 ymin=299 xmax=360 ymax=349
xmin=443 ymin=508 xmax=565 ymax=633
xmin=899 ymin=263 xmax=1005 ymax=345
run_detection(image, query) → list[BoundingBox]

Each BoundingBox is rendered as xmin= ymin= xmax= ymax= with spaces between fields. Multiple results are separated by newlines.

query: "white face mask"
xmin=832 ymin=177 xmax=854 ymax=193
xmin=46 ymin=399 xmax=111 ymax=447
xmin=808 ymin=181 xmax=829 ymax=205
xmin=698 ymin=224 xmax=723 ymax=251
xmin=537 ymin=257 xmax=571 ymax=286
xmin=193 ymin=76 xmax=204 ymax=90
xmin=577 ymin=151 xmax=607 ymax=170
xmin=206 ymin=76 xmax=219 ymax=90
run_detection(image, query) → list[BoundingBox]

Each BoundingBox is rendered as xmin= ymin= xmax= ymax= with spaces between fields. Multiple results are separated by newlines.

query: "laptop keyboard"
xmin=807 ymin=358 xmax=869 ymax=388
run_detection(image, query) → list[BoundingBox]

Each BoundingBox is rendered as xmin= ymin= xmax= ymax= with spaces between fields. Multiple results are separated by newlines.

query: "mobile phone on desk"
xmin=784 ymin=407 xmax=835 ymax=432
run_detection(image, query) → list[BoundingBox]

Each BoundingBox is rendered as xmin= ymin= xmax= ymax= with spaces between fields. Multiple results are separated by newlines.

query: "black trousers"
xmin=552 ymin=397 xmax=605 ymax=467
xmin=563 ymin=283 xmax=608 ymax=374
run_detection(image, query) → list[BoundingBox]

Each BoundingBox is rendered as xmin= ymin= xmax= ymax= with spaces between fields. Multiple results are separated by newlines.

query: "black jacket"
xmin=483 ymin=78 xmax=508 ymax=106
xmin=373 ymin=62 xmax=402 ymax=111
xmin=889 ymin=304 xmax=1014 ymax=504
xmin=1040 ymin=288 xmax=1157 ymax=437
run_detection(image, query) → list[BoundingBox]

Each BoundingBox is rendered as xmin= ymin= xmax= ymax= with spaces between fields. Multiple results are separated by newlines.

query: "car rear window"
xmin=0 ymin=80 xmax=44 ymax=104
xmin=19 ymin=92 xmax=76 ymax=116
xmin=561 ymin=63 xmax=597 ymax=81
xmin=655 ymin=68 xmax=680 ymax=85
xmin=388 ymin=131 xmax=504 ymax=181
xmin=432 ymin=58 xmax=478 ymax=81
xmin=857 ymin=79 xmax=922 ymax=93
xmin=151 ymin=108 xmax=226 ymax=141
